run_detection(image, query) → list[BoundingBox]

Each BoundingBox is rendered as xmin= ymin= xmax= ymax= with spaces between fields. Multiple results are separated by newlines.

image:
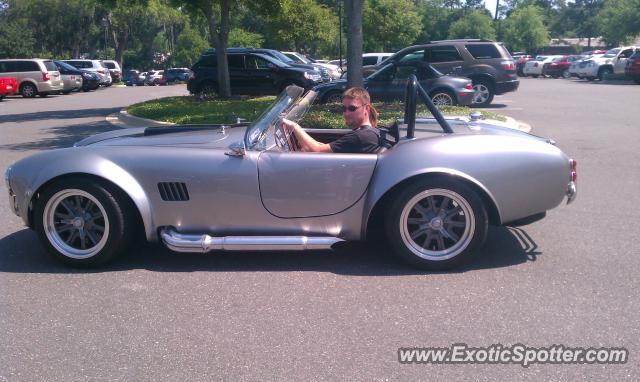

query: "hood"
xmin=74 ymin=125 xmax=248 ymax=148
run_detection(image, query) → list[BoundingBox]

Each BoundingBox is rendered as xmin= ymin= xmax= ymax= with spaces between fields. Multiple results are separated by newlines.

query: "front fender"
xmin=9 ymin=148 xmax=153 ymax=240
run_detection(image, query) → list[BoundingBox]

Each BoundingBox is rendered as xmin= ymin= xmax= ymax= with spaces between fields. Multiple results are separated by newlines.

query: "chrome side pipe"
xmin=160 ymin=228 xmax=344 ymax=253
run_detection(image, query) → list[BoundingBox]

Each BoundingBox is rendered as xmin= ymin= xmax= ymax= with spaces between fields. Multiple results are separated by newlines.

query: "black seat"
xmin=378 ymin=120 xmax=400 ymax=150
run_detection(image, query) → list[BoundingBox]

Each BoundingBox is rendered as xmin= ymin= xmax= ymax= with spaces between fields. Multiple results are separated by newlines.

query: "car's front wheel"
xmin=35 ymin=178 xmax=135 ymax=267
xmin=471 ymin=79 xmax=494 ymax=107
xmin=385 ymin=178 xmax=488 ymax=270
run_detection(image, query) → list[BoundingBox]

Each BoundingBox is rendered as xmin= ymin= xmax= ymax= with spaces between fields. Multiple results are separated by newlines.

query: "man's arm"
xmin=281 ymin=119 xmax=333 ymax=153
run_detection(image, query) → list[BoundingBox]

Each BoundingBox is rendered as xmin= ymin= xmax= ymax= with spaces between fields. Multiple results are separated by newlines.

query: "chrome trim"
xmin=160 ymin=228 xmax=344 ymax=252
xmin=566 ymin=181 xmax=577 ymax=204
xmin=225 ymin=142 xmax=245 ymax=157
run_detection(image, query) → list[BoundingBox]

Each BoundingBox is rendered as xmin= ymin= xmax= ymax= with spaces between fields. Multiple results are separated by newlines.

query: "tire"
xmin=429 ymin=90 xmax=456 ymax=106
xmin=471 ymin=79 xmax=494 ymax=107
xmin=385 ymin=178 xmax=488 ymax=270
xmin=323 ymin=91 xmax=343 ymax=104
xmin=634 ymin=78 xmax=640 ymax=85
xmin=34 ymin=178 xmax=135 ymax=267
xmin=598 ymin=67 xmax=613 ymax=81
xmin=198 ymin=82 xmax=218 ymax=99
xmin=562 ymin=69 xmax=571 ymax=79
xmin=62 ymin=90 xmax=72 ymax=95
xmin=21 ymin=83 xmax=38 ymax=98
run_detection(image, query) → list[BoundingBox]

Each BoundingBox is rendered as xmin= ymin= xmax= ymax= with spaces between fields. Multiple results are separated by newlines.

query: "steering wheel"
xmin=274 ymin=118 xmax=300 ymax=152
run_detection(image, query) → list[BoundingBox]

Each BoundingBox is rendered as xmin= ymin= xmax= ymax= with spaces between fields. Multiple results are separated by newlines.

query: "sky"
xmin=485 ymin=0 xmax=498 ymax=18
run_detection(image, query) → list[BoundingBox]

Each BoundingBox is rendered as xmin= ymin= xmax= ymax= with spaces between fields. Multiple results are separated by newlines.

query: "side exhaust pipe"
xmin=160 ymin=228 xmax=344 ymax=253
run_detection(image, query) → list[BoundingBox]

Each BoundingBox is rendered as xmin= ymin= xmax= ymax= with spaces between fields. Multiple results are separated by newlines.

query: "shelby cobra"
xmin=4 ymin=76 xmax=577 ymax=270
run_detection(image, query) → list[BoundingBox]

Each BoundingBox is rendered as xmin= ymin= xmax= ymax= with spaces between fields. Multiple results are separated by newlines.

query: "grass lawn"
xmin=127 ymin=95 xmax=506 ymax=129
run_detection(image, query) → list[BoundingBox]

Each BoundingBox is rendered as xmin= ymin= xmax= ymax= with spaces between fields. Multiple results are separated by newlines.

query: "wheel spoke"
xmin=65 ymin=230 xmax=78 ymax=245
xmin=86 ymin=230 xmax=99 ymax=246
xmin=84 ymin=199 xmax=94 ymax=212
xmin=440 ymin=227 xmax=459 ymax=242
xmin=422 ymin=232 xmax=433 ymax=248
xmin=407 ymin=217 xmax=425 ymax=225
xmin=445 ymin=220 xmax=466 ymax=228
xmin=435 ymin=235 xmax=445 ymax=251
xmin=439 ymin=197 xmax=450 ymax=213
xmin=54 ymin=211 xmax=73 ymax=220
xmin=410 ymin=228 xmax=427 ymax=240
xmin=60 ymin=200 xmax=75 ymax=215
xmin=413 ymin=202 xmax=430 ymax=216
xmin=55 ymin=224 xmax=75 ymax=234
xmin=78 ymin=228 xmax=86 ymax=249
xmin=444 ymin=206 xmax=462 ymax=219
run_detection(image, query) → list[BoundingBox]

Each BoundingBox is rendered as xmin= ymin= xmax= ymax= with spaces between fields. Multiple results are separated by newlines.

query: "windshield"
xmin=244 ymin=87 xmax=317 ymax=150
xmin=603 ymin=48 xmax=620 ymax=58
xmin=55 ymin=61 xmax=77 ymax=71
xmin=269 ymin=50 xmax=295 ymax=64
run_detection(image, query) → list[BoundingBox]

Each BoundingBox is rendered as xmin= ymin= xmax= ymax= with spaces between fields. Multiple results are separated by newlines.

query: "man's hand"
xmin=281 ymin=118 xmax=300 ymax=134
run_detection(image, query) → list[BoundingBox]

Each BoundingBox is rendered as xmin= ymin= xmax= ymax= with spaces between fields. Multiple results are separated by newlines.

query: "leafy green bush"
xmin=128 ymin=95 xmax=506 ymax=126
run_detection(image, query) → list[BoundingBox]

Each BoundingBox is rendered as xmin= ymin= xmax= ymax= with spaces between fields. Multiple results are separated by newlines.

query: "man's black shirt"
xmin=329 ymin=125 xmax=380 ymax=153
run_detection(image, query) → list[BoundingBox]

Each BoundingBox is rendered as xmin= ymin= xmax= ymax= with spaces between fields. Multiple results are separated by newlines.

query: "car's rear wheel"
xmin=385 ymin=178 xmax=488 ymax=270
xmin=21 ymin=83 xmax=37 ymax=98
xmin=562 ymin=69 xmax=571 ymax=79
xmin=471 ymin=79 xmax=494 ymax=107
xmin=35 ymin=178 xmax=134 ymax=267
xmin=430 ymin=90 xmax=456 ymax=106
xmin=323 ymin=91 xmax=343 ymax=104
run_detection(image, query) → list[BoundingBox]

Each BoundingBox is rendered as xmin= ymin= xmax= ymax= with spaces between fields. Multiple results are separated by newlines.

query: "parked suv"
xmin=102 ymin=60 xmax=122 ymax=82
xmin=61 ymin=59 xmax=112 ymax=86
xmin=203 ymin=48 xmax=329 ymax=82
xmin=0 ymin=59 xmax=63 ymax=98
xmin=361 ymin=39 xmax=518 ymax=106
xmin=576 ymin=46 xmax=640 ymax=81
xmin=188 ymin=51 xmax=323 ymax=96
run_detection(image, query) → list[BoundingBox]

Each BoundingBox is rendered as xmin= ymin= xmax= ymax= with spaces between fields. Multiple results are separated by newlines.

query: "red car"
xmin=0 ymin=77 xmax=18 ymax=101
xmin=543 ymin=55 xmax=582 ymax=79
xmin=625 ymin=51 xmax=640 ymax=84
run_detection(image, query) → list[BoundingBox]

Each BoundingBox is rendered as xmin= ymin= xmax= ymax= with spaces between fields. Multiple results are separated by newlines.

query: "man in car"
xmin=281 ymin=87 xmax=380 ymax=153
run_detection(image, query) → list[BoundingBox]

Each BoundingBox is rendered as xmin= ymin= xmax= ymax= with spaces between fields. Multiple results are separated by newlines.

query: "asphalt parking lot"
xmin=0 ymin=79 xmax=638 ymax=380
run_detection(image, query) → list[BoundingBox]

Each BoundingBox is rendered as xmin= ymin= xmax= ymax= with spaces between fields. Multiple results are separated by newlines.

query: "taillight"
xmin=570 ymin=159 xmax=577 ymax=182
xmin=501 ymin=60 xmax=515 ymax=70
xmin=42 ymin=72 xmax=50 ymax=81
xmin=97 ymin=69 xmax=104 ymax=74
xmin=464 ymin=83 xmax=472 ymax=90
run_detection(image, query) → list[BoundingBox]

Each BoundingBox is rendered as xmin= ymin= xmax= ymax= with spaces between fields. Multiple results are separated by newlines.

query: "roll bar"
xmin=403 ymin=74 xmax=454 ymax=138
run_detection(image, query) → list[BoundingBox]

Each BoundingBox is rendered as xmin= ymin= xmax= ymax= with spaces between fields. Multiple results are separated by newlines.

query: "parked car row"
xmin=516 ymin=46 xmax=640 ymax=83
xmin=0 ymin=58 xmax=120 ymax=98
xmin=124 ymin=68 xmax=193 ymax=86
xmin=187 ymin=40 xmax=520 ymax=107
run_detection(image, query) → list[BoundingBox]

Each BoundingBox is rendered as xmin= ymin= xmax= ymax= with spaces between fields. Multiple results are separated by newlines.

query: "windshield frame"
xmin=244 ymin=87 xmax=317 ymax=151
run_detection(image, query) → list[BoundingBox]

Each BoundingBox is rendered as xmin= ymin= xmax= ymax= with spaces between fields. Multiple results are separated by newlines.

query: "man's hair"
xmin=343 ymin=87 xmax=379 ymax=128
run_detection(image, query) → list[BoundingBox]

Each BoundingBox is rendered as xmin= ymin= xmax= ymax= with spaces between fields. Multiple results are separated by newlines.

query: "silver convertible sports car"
xmin=5 ymin=76 xmax=577 ymax=270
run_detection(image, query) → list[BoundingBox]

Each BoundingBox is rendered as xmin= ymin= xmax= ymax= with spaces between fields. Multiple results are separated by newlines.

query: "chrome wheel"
xmin=43 ymin=189 xmax=110 ymax=259
xmin=430 ymin=92 xmax=455 ymax=106
xmin=562 ymin=69 xmax=570 ymax=79
xmin=399 ymin=188 xmax=474 ymax=261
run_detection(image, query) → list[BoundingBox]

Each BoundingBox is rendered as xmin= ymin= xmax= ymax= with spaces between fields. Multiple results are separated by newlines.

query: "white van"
xmin=0 ymin=59 xmax=64 ymax=98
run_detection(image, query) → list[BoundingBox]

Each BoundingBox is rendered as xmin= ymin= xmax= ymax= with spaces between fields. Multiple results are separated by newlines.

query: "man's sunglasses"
xmin=342 ymin=104 xmax=366 ymax=113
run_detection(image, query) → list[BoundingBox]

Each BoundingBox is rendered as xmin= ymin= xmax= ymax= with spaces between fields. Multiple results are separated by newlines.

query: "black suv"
xmin=363 ymin=39 xmax=518 ymax=106
xmin=203 ymin=48 xmax=331 ymax=82
xmin=188 ymin=51 xmax=323 ymax=96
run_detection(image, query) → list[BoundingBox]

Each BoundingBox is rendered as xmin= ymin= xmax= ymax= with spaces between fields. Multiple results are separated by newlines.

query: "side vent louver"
xmin=158 ymin=182 xmax=190 ymax=201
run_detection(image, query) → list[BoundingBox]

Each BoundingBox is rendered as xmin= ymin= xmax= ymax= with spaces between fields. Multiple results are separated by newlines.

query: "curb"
xmin=107 ymin=109 xmax=532 ymax=133
xmin=107 ymin=109 xmax=176 ymax=128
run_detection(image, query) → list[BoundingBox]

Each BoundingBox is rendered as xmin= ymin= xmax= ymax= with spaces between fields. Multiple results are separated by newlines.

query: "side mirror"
xmin=225 ymin=141 xmax=246 ymax=157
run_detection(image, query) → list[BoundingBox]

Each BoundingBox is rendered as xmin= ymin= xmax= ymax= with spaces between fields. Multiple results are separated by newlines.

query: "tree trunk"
xmin=346 ymin=0 xmax=364 ymax=88
xmin=204 ymin=1 xmax=231 ymax=98
xmin=106 ymin=13 xmax=127 ymax=69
